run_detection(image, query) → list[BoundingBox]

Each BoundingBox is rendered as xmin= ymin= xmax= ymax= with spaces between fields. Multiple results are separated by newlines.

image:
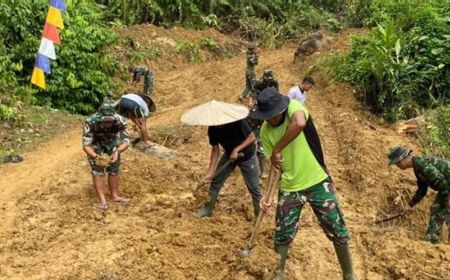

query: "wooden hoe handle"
xmin=247 ymin=165 xmax=281 ymax=249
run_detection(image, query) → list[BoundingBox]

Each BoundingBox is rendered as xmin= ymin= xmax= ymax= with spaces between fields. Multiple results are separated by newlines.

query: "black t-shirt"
xmin=208 ymin=120 xmax=256 ymax=161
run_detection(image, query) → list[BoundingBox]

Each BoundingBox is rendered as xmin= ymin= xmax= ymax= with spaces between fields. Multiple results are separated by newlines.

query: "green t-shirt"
xmin=261 ymin=100 xmax=328 ymax=192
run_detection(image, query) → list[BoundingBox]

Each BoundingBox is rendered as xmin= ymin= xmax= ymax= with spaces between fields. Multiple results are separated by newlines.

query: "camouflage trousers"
xmin=87 ymin=143 xmax=121 ymax=176
xmin=426 ymin=190 xmax=450 ymax=243
xmin=144 ymin=73 xmax=154 ymax=96
xmin=275 ymin=178 xmax=350 ymax=246
xmin=242 ymin=71 xmax=255 ymax=98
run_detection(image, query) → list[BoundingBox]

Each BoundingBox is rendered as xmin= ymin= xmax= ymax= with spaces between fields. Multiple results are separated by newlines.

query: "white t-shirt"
xmin=287 ymin=85 xmax=307 ymax=104
xmin=122 ymin=93 xmax=149 ymax=117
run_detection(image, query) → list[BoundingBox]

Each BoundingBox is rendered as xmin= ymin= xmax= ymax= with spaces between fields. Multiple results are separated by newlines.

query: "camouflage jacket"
xmin=82 ymin=113 xmax=130 ymax=150
xmin=131 ymin=66 xmax=151 ymax=82
xmin=246 ymin=53 xmax=258 ymax=71
xmin=410 ymin=155 xmax=450 ymax=207
xmin=254 ymin=78 xmax=279 ymax=93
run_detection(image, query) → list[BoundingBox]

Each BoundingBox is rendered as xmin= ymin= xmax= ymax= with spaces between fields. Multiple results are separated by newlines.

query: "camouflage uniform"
xmin=246 ymin=70 xmax=280 ymax=172
xmin=410 ymin=155 xmax=450 ymax=243
xmin=246 ymin=108 xmax=265 ymax=175
xmin=253 ymin=70 xmax=279 ymax=98
xmin=82 ymin=102 xmax=130 ymax=176
xmin=131 ymin=66 xmax=154 ymax=96
xmin=275 ymin=178 xmax=350 ymax=246
xmin=242 ymin=47 xmax=258 ymax=98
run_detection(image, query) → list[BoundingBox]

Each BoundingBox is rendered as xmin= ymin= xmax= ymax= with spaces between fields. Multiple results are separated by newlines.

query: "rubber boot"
xmin=258 ymin=153 xmax=268 ymax=179
xmin=193 ymin=194 xmax=217 ymax=217
xmin=273 ymin=245 xmax=289 ymax=280
xmin=252 ymin=198 xmax=261 ymax=219
xmin=334 ymin=243 xmax=359 ymax=280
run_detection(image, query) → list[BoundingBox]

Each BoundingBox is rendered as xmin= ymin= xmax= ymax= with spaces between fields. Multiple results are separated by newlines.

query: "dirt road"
xmin=0 ymin=29 xmax=448 ymax=280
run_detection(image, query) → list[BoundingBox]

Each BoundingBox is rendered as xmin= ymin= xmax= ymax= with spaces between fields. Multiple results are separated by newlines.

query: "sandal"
xmin=97 ymin=203 xmax=108 ymax=210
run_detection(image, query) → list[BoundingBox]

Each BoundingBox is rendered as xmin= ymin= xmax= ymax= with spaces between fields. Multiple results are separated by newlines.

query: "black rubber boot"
xmin=334 ymin=243 xmax=359 ymax=280
xmin=193 ymin=194 xmax=217 ymax=217
xmin=273 ymin=245 xmax=289 ymax=280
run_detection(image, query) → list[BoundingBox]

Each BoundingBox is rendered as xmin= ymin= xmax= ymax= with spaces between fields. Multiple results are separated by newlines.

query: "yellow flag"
xmin=31 ymin=68 xmax=46 ymax=89
xmin=46 ymin=6 xmax=64 ymax=29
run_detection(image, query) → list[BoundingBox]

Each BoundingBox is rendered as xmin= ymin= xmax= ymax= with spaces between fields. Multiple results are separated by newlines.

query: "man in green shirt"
xmin=388 ymin=145 xmax=450 ymax=243
xmin=251 ymin=88 xmax=358 ymax=280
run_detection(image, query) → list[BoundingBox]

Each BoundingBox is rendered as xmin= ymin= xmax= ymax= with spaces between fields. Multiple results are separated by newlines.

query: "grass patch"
xmin=127 ymin=44 xmax=162 ymax=63
xmin=175 ymin=41 xmax=203 ymax=63
xmin=0 ymin=106 xmax=82 ymax=162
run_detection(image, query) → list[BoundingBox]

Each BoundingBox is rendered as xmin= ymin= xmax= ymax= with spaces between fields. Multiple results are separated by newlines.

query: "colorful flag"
xmin=43 ymin=23 xmax=60 ymax=44
xmin=35 ymin=53 xmax=51 ymax=74
xmin=31 ymin=68 xmax=46 ymax=89
xmin=50 ymin=0 xmax=67 ymax=12
xmin=39 ymin=38 xmax=56 ymax=60
xmin=46 ymin=6 xmax=64 ymax=29
xmin=32 ymin=2 xmax=66 ymax=89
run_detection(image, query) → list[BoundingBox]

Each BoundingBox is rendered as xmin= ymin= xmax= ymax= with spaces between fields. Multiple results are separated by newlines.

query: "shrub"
xmin=175 ymin=41 xmax=202 ymax=63
xmin=0 ymin=0 xmax=120 ymax=115
xmin=420 ymin=106 xmax=450 ymax=159
xmin=330 ymin=1 xmax=449 ymax=122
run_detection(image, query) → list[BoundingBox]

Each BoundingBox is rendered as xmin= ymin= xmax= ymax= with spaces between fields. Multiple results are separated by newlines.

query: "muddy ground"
xmin=0 ymin=28 xmax=448 ymax=280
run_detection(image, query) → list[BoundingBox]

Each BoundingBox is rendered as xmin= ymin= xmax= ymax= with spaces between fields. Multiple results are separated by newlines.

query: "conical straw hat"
xmin=181 ymin=100 xmax=249 ymax=126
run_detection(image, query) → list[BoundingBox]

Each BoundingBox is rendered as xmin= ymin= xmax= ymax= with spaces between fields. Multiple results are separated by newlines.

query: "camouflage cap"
xmin=388 ymin=144 xmax=412 ymax=165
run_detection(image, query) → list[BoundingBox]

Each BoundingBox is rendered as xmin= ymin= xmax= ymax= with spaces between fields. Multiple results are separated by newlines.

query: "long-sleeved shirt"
xmin=409 ymin=155 xmax=450 ymax=207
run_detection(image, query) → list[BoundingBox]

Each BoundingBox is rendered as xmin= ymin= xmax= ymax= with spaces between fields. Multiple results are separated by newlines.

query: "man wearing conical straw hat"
xmin=181 ymin=100 xmax=262 ymax=219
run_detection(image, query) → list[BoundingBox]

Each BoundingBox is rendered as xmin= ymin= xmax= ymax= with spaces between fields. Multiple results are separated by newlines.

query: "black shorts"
xmin=118 ymin=98 xmax=144 ymax=119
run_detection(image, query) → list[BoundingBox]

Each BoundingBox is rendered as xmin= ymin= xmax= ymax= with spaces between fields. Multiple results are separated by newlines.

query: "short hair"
xmin=302 ymin=76 xmax=315 ymax=85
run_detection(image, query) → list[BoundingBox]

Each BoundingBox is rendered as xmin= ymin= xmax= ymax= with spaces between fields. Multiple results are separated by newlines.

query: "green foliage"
xmin=314 ymin=0 xmax=347 ymax=13
xmin=237 ymin=2 xmax=343 ymax=49
xmin=348 ymin=0 xmax=450 ymax=29
xmin=97 ymin=0 xmax=343 ymax=48
xmin=0 ymin=104 xmax=19 ymax=122
xmin=330 ymin=1 xmax=450 ymax=122
xmin=421 ymin=106 xmax=450 ymax=159
xmin=238 ymin=14 xmax=283 ymax=49
xmin=128 ymin=44 xmax=162 ymax=63
xmin=175 ymin=41 xmax=203 ymax=63
xmin=0 ymin=0 xmax=120 ymax=115
xmin=97 ymin=0 xmax=164 ymax=26
xmin=200 ymin=37 xmax=218 ymax=50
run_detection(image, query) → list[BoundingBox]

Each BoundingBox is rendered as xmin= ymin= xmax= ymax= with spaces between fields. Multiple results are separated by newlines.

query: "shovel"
xmin=241 ymin=165 xmax=281 ymax=256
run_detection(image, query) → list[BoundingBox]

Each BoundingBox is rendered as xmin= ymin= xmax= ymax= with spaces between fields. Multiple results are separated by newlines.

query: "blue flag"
xmin=50 ymin=0 xmax=66 ymax=12
xmin=35 ymin=53 xmax=51 ymax=74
